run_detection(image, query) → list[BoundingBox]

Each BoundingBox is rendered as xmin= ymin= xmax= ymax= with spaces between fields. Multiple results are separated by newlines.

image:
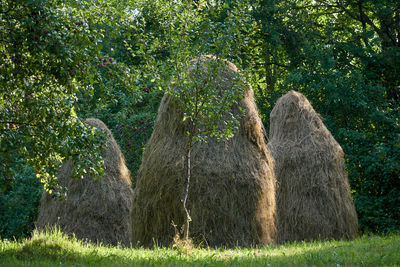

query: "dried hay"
xmin=268 ymin=90 xmax=358 ymax=243
xmin=130 ymin=56 xmax=276 ymax=248
xmin=36 ymin=118 xmax=133 ymax=246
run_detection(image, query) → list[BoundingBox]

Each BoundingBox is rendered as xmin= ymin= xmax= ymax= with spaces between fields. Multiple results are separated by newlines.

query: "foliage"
xmin=252 ymin=0 xmax=400 ymax=232
xmin=0 ymin=0 xmax=142 ymax=192
xmin=0 ymin=165 xmax=42 ymax=240
xmin=1 ymin=229 xmax=400 ymax=266
xmin=113 ymin=111 xmax=155 ymax=179
xmin=72 ymin=0 xmax=167 ymax=176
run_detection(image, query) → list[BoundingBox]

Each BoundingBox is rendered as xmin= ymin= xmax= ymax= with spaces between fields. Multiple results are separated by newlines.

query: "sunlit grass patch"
xmin=1 ymin=229 xmax=399 ymax=266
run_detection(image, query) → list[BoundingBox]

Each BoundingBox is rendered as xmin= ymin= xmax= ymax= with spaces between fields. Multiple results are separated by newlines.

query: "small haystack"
xmin=130 ymin=56 xmax=276 ymax=248
xmin=268 ymin=91 xmax=358 ymax=243
xmin=36 ymin=118 xmax=133 ymax=246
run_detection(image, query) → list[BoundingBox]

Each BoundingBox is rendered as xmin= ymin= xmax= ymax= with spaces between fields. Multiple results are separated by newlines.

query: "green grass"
xmin=1 ymin=229 xmax=399 ymax=266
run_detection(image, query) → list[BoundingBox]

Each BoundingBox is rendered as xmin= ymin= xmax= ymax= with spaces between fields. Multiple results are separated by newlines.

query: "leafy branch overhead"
xmin=0 ymin=0 xmax=138 ymax=193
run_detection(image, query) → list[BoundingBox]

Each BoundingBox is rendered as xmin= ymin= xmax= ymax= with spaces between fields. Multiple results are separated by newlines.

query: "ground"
xmin=0 ymin=229 xmax=399 ymax=266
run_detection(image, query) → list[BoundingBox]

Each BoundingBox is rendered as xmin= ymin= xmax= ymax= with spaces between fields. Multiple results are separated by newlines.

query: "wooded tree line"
xmin=1 ymin=0 xmax=399 ymax=238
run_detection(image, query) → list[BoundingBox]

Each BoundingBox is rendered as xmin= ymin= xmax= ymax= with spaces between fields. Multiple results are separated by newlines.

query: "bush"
xmin=0 ymin=165 xmax=42 ymax=240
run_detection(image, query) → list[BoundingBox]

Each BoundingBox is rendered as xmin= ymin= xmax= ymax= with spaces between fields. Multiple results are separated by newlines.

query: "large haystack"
xmin=268 ymin=91 xmax=358 ymax=243
xmin=130 ymin=56 xmax=276 ymax=248
xmin=36 ymin=118 xmax=133 ymax=246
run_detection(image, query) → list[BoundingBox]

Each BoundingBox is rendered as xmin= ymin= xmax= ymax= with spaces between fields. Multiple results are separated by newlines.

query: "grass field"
xmin=1 ymin=229 xmax=399 ymax=266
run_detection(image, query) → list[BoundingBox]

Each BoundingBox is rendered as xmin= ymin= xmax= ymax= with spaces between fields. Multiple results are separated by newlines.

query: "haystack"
xmin=36 ymin=118 xmax=133 ymax=246
xmin=268 ymin=91 xmax=358 ymax=243
xmin=130 ymin=56 xmax=276 ymax=248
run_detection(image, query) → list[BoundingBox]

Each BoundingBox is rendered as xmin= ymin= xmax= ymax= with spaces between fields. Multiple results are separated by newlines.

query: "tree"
xmin=0 ymin=0 xmax=137 ymax=195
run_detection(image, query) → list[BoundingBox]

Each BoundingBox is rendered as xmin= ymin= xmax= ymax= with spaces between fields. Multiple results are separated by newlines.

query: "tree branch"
xmin=335 ymin=0 xmax=399 ymax=47
xmin=358 ymin=0 xmax=369 ymax=47
xmin=379 ymin=18 xmax=398 ymax=47
xmin=336 ymin=0 xmax=380 ymax=34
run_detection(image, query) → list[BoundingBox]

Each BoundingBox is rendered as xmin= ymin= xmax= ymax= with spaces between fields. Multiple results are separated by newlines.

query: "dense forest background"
xmin=1 ymin=0 xmax=399 ymax=239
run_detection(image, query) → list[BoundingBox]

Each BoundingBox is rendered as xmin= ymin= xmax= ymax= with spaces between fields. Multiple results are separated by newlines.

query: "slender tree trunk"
xmin=182 ymin=134 xmax=193 ymax=240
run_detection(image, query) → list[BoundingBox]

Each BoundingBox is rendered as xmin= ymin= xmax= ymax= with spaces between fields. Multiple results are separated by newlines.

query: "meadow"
xmin=1 ymin=229 xmax=399 ymax=266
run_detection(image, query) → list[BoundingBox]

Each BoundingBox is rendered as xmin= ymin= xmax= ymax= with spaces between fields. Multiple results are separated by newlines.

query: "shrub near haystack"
xmin=130 ymin=57 xmax=276 ymax=248
xmin=36 ymin=118 xmax=133 ymax=246
xmin=268 ymin=91 xmax=358 ymax=243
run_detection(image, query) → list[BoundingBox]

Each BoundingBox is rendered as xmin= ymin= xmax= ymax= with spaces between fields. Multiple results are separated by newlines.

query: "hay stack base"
xmin=36 ymin=118 xmax=133 ymax=246
xmin=130 ymin=56 xmax=276 ymax=248
xmin=268 ymin=91 xmax=358 ymax=243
